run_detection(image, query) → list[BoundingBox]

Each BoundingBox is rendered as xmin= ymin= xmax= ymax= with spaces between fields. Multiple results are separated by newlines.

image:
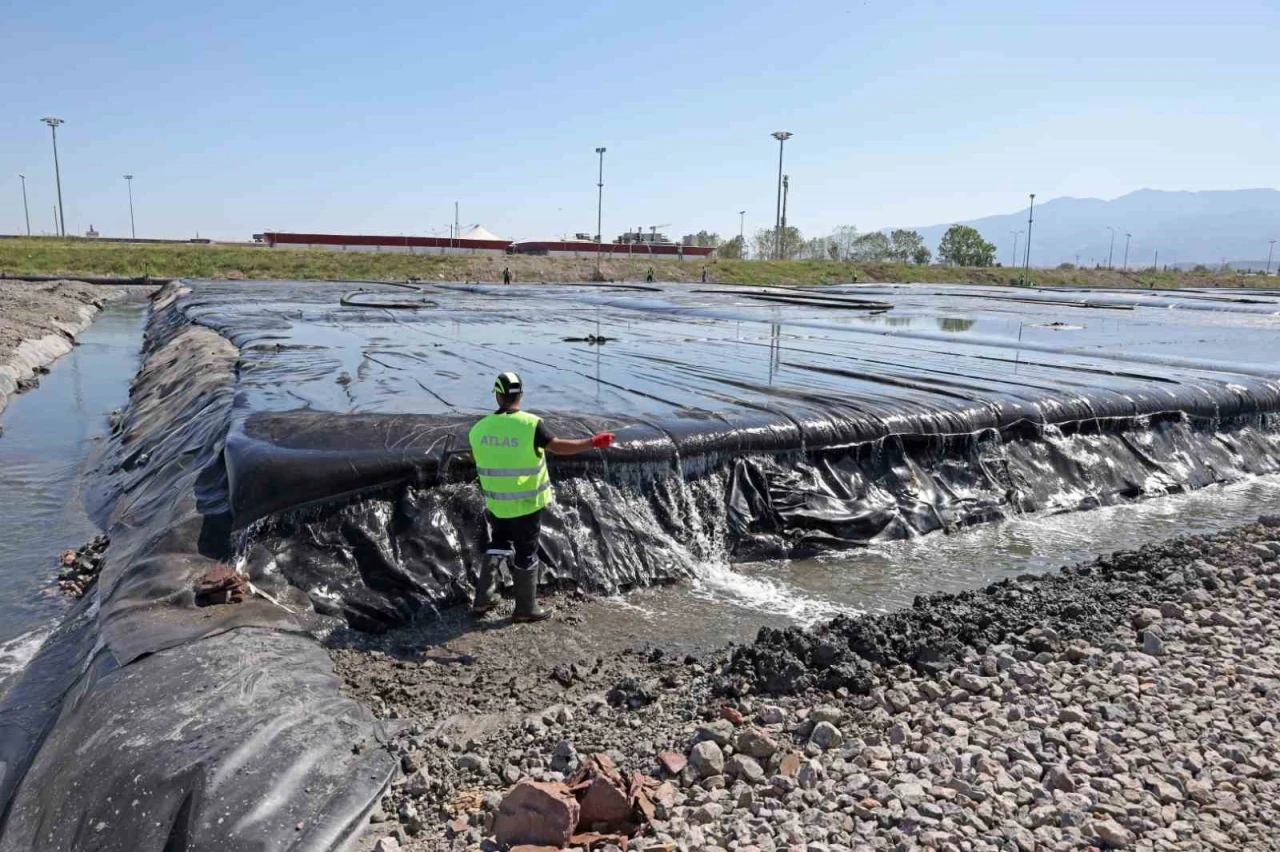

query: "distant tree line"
xmin=729 ymin=223 xmax=1003 ymax=266
xmin=684 ymin=218 xmax=1022 ymax=267
xmin=742 ymin=225 xmax=934 ymax=264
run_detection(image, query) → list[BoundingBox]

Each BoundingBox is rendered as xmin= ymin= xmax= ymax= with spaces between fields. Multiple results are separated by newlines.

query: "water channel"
xmin=0 ymin=306 xmax=145 ymax=690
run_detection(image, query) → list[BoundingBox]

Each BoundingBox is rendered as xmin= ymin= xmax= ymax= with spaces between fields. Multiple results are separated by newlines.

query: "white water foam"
xmin=687 ymin=560 xmax=861 ymax=627
xmin=0 ymin=624 xmax=53 ymax=688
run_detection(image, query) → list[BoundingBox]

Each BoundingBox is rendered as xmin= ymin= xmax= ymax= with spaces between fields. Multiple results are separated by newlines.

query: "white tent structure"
xmin=462 ymin=225 xmax=505 ymax=242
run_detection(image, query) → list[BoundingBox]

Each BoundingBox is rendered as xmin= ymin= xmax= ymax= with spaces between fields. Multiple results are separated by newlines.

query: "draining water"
xmin=593 ymin=473 xmax=1280 ymax=652
xmin=0 ymin=306 xmax=145 ymax=689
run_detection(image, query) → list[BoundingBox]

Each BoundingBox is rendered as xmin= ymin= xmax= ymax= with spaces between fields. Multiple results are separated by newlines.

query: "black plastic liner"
xmin=196 ymin=279 xmax=1280 ymax=630
xmin=0 ymin=285 xmax=394 ymax=852
xmin=241 ymin=412 xmax=1280 ymax=631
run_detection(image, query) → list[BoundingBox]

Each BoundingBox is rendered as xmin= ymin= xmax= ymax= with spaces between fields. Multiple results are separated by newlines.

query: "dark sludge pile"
xmin=2 ymin=278 xmax=1280 ymax=852
xmin=714 ymin=525 xmax=1265 ymax=697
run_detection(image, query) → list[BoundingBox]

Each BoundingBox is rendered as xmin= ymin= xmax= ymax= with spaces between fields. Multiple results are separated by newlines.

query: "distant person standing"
xmin=502 ymin=266 xmax=512 ymax=285
xmin=701 ymin=267 xmax=708 ymax=283
xmin=646 ymin=267 xmax=655 ymax=283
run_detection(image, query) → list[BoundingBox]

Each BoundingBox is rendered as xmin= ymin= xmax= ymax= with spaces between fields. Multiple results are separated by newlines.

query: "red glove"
xmin=591 ymin=432 xmax=615 ymax=449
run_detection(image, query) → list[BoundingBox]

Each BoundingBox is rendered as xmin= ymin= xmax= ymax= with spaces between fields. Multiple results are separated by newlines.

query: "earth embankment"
xmin=0 ymin=279 xmax=104 ymax=416
xmin=0 ymin=237 xmax=1265 ymax=288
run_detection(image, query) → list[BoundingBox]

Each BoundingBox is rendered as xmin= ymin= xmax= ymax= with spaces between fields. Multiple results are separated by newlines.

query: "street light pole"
xmin=781 ymin=175 xmax=790 ymax=255
xmin=1122 ymin=232 xmax=1131 ymax=271
xmin=594 ymin=147 xmax=606 ymax=275
xmin=124 ymin=174 xmax=136 ymax=239
xmin=1268 ymin=240 xmax=1276 ymax=275
xmin=1010 ymin=230 xmax=1022 ymax=268
xmin=1022 ymin=193 xmax=1035 ymax=280
xmin=738 ymin=210 xmax=746 ymax=257
xmin=18 ymin=174 xmax=30 ymax=237
xmin=771 ymin=131 xmax=792 ymax=261
xmin=1106 ymin=226 xmax=1117 ymax=269
xmin=41 ymin=117 xmax=66 ymax=237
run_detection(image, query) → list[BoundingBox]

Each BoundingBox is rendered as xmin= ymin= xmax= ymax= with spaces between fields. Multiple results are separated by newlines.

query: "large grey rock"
xmin=1092 ymin=818 xmax=1135 ymax=848
xmin=690 ymin=802 xmax=724 ymax=824
xmin=809 ymin=721 xmax=844 ymax=750
xmin=757 ymin=705 xmax=787 ymax=725
xmin=797 ymin=759 xmax=825 ymax=790
xmin=1146 ymin=777 xmax=1184 ymax=804
xmin=1210 ymin=610 xmax=1241 ymax=628
xmin=726 ymin=753 xmax=766 ymax=784
xmin=403 ymin=768 xmax=433 ymax=796
xmin=736 ymin=727 xmax=780 ymax=760
xmin=810 ymin=705 xmax=843 ymax=724
xmin=690 ymin=740 xmax=726 ymax=779
xmin=1132 ymin=608 xmax=1163 ymax=629
xmin=892 ymin=781 xmax=926 ymax=805
xmin=458 ymin=753 xmax=490 ymax=774
xmin=1248 ymin=543 xmax=1277 ymax=562
xmin=952 ymin=671 xmax=992 ymax=693
xmin=884 ymin=689 xmax=912 ymax=713
xmin=1044 ymin=766 xmax=1076 ymax=793
xmin=695 ymin=719 xmax=736 ymax=746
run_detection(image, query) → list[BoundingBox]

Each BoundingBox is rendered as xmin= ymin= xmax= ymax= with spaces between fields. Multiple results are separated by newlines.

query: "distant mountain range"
xmin=906 ymin=189 xmax=1280 ymax=269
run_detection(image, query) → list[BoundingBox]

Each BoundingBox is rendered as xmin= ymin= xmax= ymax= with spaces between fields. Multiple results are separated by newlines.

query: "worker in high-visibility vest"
xmin=468 ymin=371 xmax=614 ymax=622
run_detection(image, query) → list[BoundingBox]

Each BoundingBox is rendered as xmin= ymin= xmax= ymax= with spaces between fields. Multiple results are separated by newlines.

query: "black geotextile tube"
xmin=203 ymin=275 xmax=1280 ymax=633
xmin=0 ymin=287 xmax=396 ymax=852
xmin=237 ymin=409 xmax=1280 ymax=633
xmin=223 ymin=371 xmax=1280 ymax=536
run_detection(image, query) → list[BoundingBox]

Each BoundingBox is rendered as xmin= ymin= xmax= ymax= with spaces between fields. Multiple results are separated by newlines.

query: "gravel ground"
xmin=334 ymin=517 xmax=1280 ymax=852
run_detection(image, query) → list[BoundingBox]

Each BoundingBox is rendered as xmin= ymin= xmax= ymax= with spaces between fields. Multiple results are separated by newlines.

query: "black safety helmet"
xmin=493 ymin=371 xmax=523 ymax=397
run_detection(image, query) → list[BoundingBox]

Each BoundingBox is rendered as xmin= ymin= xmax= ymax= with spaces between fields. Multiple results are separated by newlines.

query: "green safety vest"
xmin=468 ymin=410 xmax=553 ymax=518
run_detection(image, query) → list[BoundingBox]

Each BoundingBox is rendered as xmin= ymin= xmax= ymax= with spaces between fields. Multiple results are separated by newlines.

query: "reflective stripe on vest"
xmin=468 ymin=410 xmax=554 ymax=519
xmin=481 ymin=481 xmax=552 ymax=501
xmin=476 ymin=463 xmax=546 ymax=478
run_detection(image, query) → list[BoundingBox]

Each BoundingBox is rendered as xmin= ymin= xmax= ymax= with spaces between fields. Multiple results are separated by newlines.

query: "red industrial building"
xmin=256 ymin=226 xmax=509 ymax=256
xmin=255 ymin=227 xmax=716 ymax=260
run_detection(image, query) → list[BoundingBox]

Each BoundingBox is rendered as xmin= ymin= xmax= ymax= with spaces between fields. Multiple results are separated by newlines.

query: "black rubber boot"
xmin=512 ymin=563 xmax=550 ymax=623
xmin=471 ymin=551 xmax=506 ymax=615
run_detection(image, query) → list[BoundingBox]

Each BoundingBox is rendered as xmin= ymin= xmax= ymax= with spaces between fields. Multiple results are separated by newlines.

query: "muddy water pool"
xmin=0 ymin=306 xmax=145 ymax=688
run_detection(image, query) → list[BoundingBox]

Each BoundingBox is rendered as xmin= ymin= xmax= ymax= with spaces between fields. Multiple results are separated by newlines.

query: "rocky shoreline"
xmin=334 ymin=517 xmax=1280 ymax=852
xmin=54 ymin=535 xmax=108 ymax=597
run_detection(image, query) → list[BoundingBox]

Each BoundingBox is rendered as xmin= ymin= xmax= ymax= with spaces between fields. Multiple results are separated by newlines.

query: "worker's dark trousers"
xmin=486 ymin=509 xmax=543 ymax=571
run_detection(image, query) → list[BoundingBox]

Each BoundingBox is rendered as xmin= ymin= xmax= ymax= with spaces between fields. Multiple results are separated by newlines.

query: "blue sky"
xmin=2 ymin=0 xmax=1277 ymax=242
